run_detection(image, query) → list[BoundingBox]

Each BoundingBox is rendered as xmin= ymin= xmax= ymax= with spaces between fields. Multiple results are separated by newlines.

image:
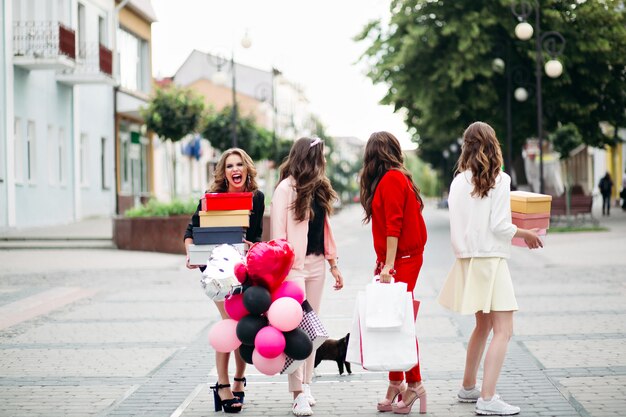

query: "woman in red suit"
xmin=360 ymin=131 xmax=428 ymax=414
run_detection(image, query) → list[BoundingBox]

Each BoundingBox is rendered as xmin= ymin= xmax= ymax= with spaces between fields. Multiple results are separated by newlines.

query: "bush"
xmin=124 ymin=198 xmax=198 ymax=218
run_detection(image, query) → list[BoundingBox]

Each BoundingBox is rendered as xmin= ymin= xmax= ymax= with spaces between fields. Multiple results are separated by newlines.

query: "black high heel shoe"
xmin=233 ymin=377 xmax=246 ymax=404
xmin=210 ymin=383 xmax=242 ymax=413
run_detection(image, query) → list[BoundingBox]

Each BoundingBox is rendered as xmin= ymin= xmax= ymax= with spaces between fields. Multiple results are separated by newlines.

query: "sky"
xmin=150 ymin=0 xmax=416 ymax=149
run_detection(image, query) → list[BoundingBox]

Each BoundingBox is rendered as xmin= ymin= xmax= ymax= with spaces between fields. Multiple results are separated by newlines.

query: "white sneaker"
xmin=292 ymin=393 xmax=313 ymax=416
xmin=458 ymin=385 xmax=481 ymax=403
xmin=476 ymin=394 xmax=520 ymax=415
xmin=302 ymin=383 xmax=316 ymax=406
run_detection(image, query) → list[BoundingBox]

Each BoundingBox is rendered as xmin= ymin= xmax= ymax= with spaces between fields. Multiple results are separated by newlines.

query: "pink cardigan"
xmin=270 ymin=177 xmax=338 ymax=279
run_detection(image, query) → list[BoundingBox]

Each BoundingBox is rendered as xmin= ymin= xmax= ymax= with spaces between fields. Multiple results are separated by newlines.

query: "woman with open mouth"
xmin=184 ymin=147 xmax=265 ymax=413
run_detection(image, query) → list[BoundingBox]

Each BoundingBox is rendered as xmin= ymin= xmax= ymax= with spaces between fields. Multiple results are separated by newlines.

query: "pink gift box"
xmin=512 ymin=229 xmax=547 ymax=247
xmin=512 ymin=211 xmax=550 ymax=229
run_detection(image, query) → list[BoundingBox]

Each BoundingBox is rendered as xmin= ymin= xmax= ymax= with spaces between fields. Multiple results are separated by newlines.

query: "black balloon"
xmin=242 ymin=285 xmax=272 ymax=315
xmin=283 ymin=328 xmax=313 ymax=360
xmin=238 ymin=344 xmax=254 ymax=364
xmin=236 ymin=315 xmax=268 ymax=345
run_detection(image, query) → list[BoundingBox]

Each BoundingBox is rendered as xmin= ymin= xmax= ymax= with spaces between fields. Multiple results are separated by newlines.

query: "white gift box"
xmin=188 ymin=243 xmax=245 ymax=266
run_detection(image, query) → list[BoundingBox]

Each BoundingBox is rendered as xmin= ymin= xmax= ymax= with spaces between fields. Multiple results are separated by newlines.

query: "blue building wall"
xmin=78 ymin=84 xmax=115 ymax=218
xmin=0 ymin=0 xmax=7 ymax=228
xmin=13 ymin=67 xmax=75 ymax=227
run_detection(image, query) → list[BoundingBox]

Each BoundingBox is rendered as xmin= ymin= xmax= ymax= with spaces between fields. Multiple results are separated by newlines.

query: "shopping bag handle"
xmin=373 ymin=275 xmax=395 ymax=284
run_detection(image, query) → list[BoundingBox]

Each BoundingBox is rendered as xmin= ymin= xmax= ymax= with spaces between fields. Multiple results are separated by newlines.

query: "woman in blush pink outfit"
xmin=270 ymin=137 xmax=344 ymax=416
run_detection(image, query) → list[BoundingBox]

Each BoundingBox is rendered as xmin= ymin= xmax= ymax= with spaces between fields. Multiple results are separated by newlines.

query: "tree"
xmin=356 ymin=0 xmax=626 ymax=169
xmin=202 ymin=107 xmax=273 ymax=161
xmin=141 ymin=86 xmax=205 ymax=196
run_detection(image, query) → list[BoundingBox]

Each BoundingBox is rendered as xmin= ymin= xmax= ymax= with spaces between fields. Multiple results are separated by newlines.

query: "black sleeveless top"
xmin=306 ymin=197 xmax=325 ymax=256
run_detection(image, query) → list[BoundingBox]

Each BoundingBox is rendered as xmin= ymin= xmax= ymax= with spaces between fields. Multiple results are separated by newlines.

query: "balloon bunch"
xmin=207 ymin=239 xmax=315 ymax=376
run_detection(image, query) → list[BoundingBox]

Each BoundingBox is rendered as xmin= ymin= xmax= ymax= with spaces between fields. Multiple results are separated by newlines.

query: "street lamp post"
xmin=211 ymin=32 xmax=252 ymax=148
xmin=512 ymin=0 xmax=565 ymax=194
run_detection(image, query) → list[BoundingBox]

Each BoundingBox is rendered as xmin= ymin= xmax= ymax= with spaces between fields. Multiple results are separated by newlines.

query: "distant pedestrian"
xmin=183 ymin=148 xmax=265 ymax=414
xmin=621 ymin=169 xmax=626 ymax=211
xmin=438 ymin=121 xmax=542 ymax=416
xmin=270 ymin=136 xmax=343 ymax=416
xmin=359 ymin=131 xmax=428 ymax=414
xmin=599 ymin=172 xmax=613 ymax=216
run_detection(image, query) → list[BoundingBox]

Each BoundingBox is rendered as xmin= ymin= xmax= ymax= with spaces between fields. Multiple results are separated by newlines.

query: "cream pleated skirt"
xmin=437 ymin=257 xmax=518 ymax=315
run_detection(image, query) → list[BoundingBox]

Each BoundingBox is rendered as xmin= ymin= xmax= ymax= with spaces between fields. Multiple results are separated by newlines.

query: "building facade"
xmin=166 ymin=49 xmax=317 ymax=201
xmin=114 ymin=0 xmax=156 ymax=215
xmin=0 ymin=0 xmax=156 ymax=230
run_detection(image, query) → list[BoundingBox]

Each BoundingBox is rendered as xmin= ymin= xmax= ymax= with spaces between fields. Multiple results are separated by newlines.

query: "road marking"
xmin=0 ymin=287 xmax=97 ymax=330
xmin=169 ymin=383 xmax=204 ymax=417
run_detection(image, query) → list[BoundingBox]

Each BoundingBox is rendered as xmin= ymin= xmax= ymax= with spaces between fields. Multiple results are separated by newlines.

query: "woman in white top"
xmin=438 ymin=121 xmax=542 ymax=416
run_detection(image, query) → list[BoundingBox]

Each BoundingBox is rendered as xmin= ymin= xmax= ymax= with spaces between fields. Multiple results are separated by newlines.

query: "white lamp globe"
xmin=492 ymin=58 xmax=505 ymax=73
xmin=212 ymin=70 xmax=228 ymax=86
xmin=545 ymin=59 xmax=563 ymax=78
xmin=514 ymin=87 xmax=529 ymax=102
xmin=515 ymin=22 xmax=534 ymax=40
xmin=241 ymin=33 xmax=252 ymax=49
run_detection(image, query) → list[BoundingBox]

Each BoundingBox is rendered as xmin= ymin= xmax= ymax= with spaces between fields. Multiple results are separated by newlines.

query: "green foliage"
xmin=404 ymin=152 xmax=440 ymax=197
xmin=124 ymin=198 xmax=198 ymax=218
xmin=202 ymin=107 xmax=274 ymax=161
xmin=141 ymin=86 xmax=205 ymax=142
xmin=549 ymin=123 xmax=583 ymax=159
xmin=356 ymin=0 xmax=626 ymax=167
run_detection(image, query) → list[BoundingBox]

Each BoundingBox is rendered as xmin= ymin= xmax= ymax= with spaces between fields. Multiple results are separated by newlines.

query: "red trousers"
xmin=376 ymin=253 xmax=423 ymax=383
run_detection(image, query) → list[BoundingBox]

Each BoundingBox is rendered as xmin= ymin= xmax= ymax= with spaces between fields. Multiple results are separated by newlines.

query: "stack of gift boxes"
xmin=510 ymin=191 xmax=552 ymax=247
xmin=187 ymin=192 xmax=253 ymax=265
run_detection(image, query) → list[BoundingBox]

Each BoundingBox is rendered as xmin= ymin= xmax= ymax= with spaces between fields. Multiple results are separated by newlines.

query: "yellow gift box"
xmin=199 ymin=210 xmax=250 ymax=227
xmin=510 ymin=191 xmax=552 ymax=214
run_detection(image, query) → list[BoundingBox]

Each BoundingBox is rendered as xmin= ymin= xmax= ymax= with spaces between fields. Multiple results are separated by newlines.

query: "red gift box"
xmin=512 ymin=211 xmax=550 ymax=229
xmin=201 ymin=192 xmax=253 ymax=211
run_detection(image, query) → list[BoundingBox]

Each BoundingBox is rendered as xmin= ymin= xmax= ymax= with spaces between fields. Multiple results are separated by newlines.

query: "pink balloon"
xmin=224 ymin=293 xmax=248 ymax=321
xmin=208 ymin=319 xmax=241 ymax=352
xmin=254 ymin=326 xmax=286 ymax=359
xmin=252 ymin=350 xmax=286 ymax=376
xmin=271 ymin=281 xmax=305 ymax=304
xmin=267 ymin=297 xmax=303 ymax=332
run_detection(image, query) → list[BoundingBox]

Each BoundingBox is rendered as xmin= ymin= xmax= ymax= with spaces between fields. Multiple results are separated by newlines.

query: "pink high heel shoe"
xmin=377 ymin=382 xmax=406 ymax=412
xmin=393 ymin=384 xmax=427 ymax=414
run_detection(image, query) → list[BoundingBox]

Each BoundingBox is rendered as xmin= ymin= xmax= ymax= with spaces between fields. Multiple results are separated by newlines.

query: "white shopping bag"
xmin=346 ymin=290 xmax=418 ymax=372
xmin=365 ymin=279 xmax=407 ymax=329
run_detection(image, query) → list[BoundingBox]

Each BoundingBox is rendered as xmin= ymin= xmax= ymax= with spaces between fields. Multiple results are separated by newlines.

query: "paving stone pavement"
xmin=0 ymin=203 xmax=624 ymax=417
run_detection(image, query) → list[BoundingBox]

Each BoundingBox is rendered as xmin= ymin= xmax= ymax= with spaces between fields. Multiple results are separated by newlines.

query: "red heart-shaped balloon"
xmin=245 ymin=239 xmax=295 ymax=291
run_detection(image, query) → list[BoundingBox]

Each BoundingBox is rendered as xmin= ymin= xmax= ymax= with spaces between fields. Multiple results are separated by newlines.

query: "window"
xmin=98 ymin=16 xmax=107 ymax=47
xmin=80 ymin=133 xmax=89 ymax=186
xmin=26 ymin=120 xmax=36 ymax=183
xmin=77 ymin=3 xmax=86 ymax=59
xmin=118 ymin=28 xmax=150 ymax=93
xmin=140 ymin=139 xmax=149 ymax=193
xmin=120 ymin=131 xmax=130 ymax=192
xmin=47 ymin=124 xmax=56 ymax=185
xmin=58 ymin=127 xmax=66 ymax=185
xmin=101 ymin=137 xmax=109 ymax=190
xmin=14 ymin=118 xmax=23 ymax=184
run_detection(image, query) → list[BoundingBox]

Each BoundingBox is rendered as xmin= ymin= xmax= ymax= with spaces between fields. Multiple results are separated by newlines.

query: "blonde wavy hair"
xmin=209 ymin=148 xmax=258 ymax=193
xmin=456 ymin=121 xmax=503 ymax=198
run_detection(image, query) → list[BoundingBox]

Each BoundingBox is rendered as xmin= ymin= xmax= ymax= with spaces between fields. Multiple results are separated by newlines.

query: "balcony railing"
xmin=56 ymin=42 xmax=115 ymax=84
xmin=99 ymin=44 xmax=113 ymax=76
xmin=13 ymin=21 xmax=76 ymax=60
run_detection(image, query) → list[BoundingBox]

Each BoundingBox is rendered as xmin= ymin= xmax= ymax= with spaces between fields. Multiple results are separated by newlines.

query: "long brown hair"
xmin=279 ymin=137 xmax=338 ymax=222
xmin=360 ymin=131 xmax=424 ymax=223
xmin=210 ymin=148 xmax=258 ymax=193
xmin=456 ymin=121 xmax=503 ymax=198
